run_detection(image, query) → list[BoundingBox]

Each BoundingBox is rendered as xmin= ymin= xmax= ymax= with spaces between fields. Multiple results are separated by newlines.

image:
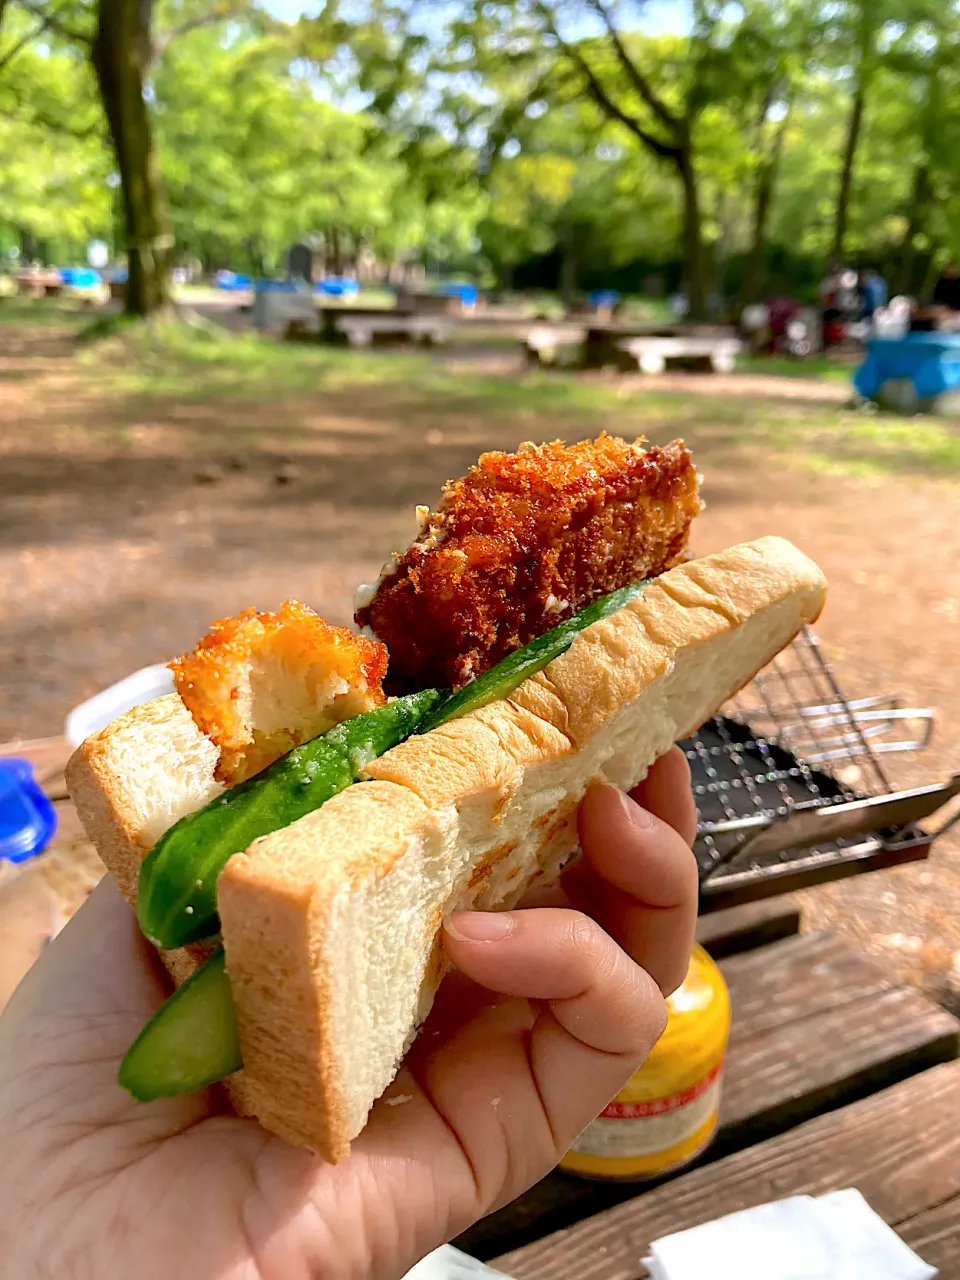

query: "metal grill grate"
xmin=683 ymin=628 xmax=957 ymax=912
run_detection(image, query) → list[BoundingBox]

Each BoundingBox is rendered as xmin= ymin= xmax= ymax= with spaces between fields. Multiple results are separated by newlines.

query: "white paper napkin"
xmin=644 ymin=1189 xmax=936 ymax=1280
xmin=402 ymin=1244 xmax=507 ymax=1280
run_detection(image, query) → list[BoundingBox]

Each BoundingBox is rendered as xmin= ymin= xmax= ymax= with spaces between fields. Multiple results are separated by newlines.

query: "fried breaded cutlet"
xmin=355 ymin=434 xmax=701 ymax=693
xmin=171 ymin=600 xmax=387 ymax=785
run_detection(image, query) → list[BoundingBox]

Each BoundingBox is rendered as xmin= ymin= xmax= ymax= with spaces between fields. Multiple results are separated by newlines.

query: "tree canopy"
xmin=2 ymin=0 xmax=960 ymax=312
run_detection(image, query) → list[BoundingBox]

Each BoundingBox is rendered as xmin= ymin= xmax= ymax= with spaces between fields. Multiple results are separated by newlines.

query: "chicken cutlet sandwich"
xmin=66 ymin=434 xmax=826 ymax=1162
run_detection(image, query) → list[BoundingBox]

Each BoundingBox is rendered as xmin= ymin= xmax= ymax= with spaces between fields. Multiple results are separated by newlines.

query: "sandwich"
xmin=66 ymin=434 xmax=827 ymax=1163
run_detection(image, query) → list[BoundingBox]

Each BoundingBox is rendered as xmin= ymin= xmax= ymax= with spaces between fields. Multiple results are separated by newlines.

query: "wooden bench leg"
xmin=712 ymin=352 xmax=736 ymax=373
xmin=638 ymin=351 xmax=666 ymax=375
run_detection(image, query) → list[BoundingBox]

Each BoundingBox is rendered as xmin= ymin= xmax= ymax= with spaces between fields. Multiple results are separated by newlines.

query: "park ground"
xmin=2 ymin=298 xmax=960 ymax=1007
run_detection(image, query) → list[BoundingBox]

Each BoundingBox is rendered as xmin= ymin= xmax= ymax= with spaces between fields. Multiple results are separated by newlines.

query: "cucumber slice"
xmin=138 ymin=687 xmax=443 ymax=951
xmin=421 ymin=577 xmax=650 ymax=733
xmin=118 ymin=949 xmax=241 ymax=1101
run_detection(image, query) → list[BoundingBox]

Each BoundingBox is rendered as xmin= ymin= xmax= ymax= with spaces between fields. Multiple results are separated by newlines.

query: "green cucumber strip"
xmin=138 ymin=687 xmax=443 ymax=951
xmin=118 ymin=949 xmax=241 ymax=1101
xmin=421 ymin=578 xmax=650 ymax=733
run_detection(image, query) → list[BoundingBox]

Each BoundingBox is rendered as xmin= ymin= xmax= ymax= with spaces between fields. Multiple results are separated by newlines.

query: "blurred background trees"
xmin=2 ymin=0 xmax=959 ymax=316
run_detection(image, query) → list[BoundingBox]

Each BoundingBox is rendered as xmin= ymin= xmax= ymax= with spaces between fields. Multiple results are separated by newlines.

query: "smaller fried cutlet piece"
xmin=171 ymin=600 xmax=387 ymax=785
xmin=355 ymin=434 xmax=701 ymax=692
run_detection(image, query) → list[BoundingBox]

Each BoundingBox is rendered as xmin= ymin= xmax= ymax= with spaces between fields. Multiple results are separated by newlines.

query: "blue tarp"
xmin=435 ymin=282 xmax=478 ymax=306
xmin=59 ymin=267 xmax=101 ymax=289
xmin=314 ymin=277 xmax=360 ymax=297
xmin=853 ymin=334 xmax=960 ymax=402
xmin=588 ymin=289 xmax=622 ymax=308
xmin=215 ymin=271 xmax=254 ymax=291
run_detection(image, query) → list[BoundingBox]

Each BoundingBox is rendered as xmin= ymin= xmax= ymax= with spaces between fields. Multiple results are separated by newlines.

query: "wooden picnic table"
xmin=455 ymin=901 xmax=960 ymax=1276
xmin=5 ymin=736 xmax=960 ymax=1273
xmin=522 ymin=322 xmax=742 ymax=373
xmin=317 ymin=307 xmax=451 ymax=347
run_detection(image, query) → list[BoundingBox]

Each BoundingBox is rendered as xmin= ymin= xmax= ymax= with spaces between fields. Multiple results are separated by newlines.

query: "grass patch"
xmin=15 ymin=305 xmax=955 ymax=480
xmin=0 ymin=295 xmax=96 ymax=327
xmin=737 ymin=354 xmax=855 ymax=384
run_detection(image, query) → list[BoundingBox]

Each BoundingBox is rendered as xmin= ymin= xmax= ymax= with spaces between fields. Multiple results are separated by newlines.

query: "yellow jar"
xmin=560 ymin=944 xmax=730 ymax=1180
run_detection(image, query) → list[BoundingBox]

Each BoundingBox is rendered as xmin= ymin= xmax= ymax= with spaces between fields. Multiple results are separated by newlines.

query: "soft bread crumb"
xmin=170 ymin=600 xmax=388 ymax=784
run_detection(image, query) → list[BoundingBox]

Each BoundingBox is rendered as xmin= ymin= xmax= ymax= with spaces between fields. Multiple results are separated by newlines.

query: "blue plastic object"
xmin=315 ymin=277 xmax=360 ymax=297
xmin=215 ymin=271 xmax=254 ymax=291
xmin=854 ymin=333 xmax=960 ymax=403
xmin=436 ymin=282 xmax=478 ymax=306
xmin=59 ymin=267 xmax=102 ymax=289
xmin=0 ymin=759 xmax=57 ymax=864
xmin=588 ymin=289 xmax=621 ymax=308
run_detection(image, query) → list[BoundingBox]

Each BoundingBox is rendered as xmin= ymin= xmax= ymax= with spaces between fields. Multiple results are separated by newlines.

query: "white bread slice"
xmin=216 ymin=536 xmax=825 ymax=1159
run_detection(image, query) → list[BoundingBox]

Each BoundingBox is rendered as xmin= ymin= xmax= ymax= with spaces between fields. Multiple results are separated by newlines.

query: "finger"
xmin=630 ymin=746 xmax=699 ymax=847
xmin=443 ymin=908 xmax=664 ymax=1057
xmin=438 ymin=908 xmax=667 ymax=1172
xmin=519 ymin=748 xmax=698 ymax=914
xmin=573 ymin=783 xmax=698 ymax=994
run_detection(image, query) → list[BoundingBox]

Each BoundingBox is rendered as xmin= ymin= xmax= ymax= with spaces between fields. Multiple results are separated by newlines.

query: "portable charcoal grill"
xmin=682 ymin=628 xmax=960 ymax=913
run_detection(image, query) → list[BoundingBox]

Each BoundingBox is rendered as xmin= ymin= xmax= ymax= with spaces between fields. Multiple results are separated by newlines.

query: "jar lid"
xmin=0 ymin=759 xmax=58 ymax=863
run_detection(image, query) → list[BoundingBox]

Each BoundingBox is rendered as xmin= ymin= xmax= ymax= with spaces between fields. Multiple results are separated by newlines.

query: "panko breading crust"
xmin=355 ymin=434 xmax=701 ymax=692
xmin=171 ymin=600 xmax=387 ymax=784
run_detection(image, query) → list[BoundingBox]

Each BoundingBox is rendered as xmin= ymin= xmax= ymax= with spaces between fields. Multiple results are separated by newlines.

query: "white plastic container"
xmin=65 ymin=664 xmax=176 ymax=747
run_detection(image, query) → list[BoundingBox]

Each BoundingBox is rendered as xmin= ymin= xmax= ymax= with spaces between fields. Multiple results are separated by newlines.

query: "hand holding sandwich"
xmin=0 ymin=754 xmax=697 ymax=1280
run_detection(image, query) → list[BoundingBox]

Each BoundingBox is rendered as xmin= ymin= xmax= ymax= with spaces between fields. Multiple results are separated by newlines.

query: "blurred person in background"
xmin=932 ymin=262 xmax=960 ymax=314
xmin=858 ymin=267 xmax=887 ymax=321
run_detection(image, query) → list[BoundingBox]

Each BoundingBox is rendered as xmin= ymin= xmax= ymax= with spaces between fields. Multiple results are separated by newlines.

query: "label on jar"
xmin=569 ymin=1063 xmax=722 ymax=1158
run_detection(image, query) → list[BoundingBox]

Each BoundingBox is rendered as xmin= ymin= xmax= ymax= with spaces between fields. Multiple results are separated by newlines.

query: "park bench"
xmin=522 ymin=322 xmax=742 ymax=373
xmin=615 ymin=333 xmax=743 ymax=374
xmin=522 ymin=323 xmax=588 ymax=364
xmin=14 ymin=271 xmax=62 ymax=299
xmin=329 ymin=312 xmax=452 ymax=347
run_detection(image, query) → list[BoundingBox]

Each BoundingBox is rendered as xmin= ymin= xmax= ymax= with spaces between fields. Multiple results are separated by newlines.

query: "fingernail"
xmin=612 ymin=785 xmax=653 ymax=830
xmin=446 ymin=911 xmax=514 ymax=942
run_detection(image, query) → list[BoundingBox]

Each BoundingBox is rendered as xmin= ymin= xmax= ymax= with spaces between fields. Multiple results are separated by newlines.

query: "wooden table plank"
xmin=719 ymin=983 xmax=958 ymax=1156
xmin=695 ymin=899 xmax=800 ymax=959
xmin=493 ymin=1059 xmax=960 ymax=1279
xmin=722 ymin=931 xmax=898 ymax=1042
xmin=456 ymin=933 xmax=959 ymax=1261
xmin=0 ymin=736 xmax=72 ymax=801
xmin=899 ymin=1196 xmax=960 ymax=1277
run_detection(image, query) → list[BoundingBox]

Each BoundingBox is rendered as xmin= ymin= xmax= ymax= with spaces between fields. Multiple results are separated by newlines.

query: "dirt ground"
xmin=2 ymin=314 xmax=959 ymax=1006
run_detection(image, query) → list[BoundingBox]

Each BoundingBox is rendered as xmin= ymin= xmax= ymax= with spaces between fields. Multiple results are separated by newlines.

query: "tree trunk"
xmin=739 ymin=101 xmax=791 ymax=307
xmin=677 ymin=150 xmax=707 ymax=319
xmin=92 ymin=0 xmax=172 ymax=317
xmin=559 ymin=219 xmax=578 ymax=309
xmin=19 ymin=227 xmax=36 ymax=264
xmin=831 ymin=80 xmax=865 ymax=261
xmin=893 ymin=163 xmax=931 ymax=296
xmin=328 ymin=226 xmax=343 ymax=276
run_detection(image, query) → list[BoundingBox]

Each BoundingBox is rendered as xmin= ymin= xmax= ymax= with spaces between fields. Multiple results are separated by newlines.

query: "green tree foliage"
xmin=4 ymin=0 xmax=960 ymax=309
xmin=0 ymin=10 xmax=108 ymax=259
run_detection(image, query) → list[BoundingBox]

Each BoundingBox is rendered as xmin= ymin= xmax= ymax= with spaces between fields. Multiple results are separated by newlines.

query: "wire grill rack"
xmin=683 ymin=628 xmax=960 ymax=912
